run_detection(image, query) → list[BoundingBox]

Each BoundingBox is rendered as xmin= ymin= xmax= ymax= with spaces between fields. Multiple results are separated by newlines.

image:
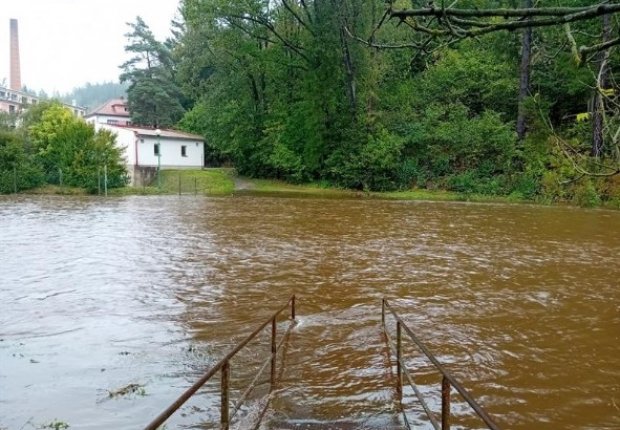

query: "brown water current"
xmin=0 ymin=195 xmax=619 ymax=429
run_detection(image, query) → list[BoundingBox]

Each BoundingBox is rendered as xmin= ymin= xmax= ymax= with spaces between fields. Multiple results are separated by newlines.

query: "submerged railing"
xmin=144 ymin=295 xmax=296 ymax=430
xmin=382 ymin=299 xmax=501 ymax=430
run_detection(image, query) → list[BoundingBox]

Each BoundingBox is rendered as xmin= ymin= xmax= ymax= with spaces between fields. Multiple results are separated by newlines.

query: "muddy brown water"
xmin=0 ymin=195 xmax=618 ymax=430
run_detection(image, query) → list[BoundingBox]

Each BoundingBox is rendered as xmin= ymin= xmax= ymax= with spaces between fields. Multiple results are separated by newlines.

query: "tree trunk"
xmin=592 ymin=13 xmax=612 ymax=157
xmin=516 ymin=0 xmax=533 ymax=141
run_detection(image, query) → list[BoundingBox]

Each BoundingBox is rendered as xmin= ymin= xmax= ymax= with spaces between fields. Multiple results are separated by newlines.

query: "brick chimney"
xmin=10 ymin=19 xmax=21 ymax=91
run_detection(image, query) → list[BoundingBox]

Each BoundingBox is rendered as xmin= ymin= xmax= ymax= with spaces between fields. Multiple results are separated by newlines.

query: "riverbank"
xmin=12 ymin=168 xmax=620 ymax=209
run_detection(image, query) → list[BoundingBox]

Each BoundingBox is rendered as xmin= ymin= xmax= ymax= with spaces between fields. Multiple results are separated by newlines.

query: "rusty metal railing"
xmin=382 ymin=299 xmax=501 ymax=430
xmin=145 ymin=295 xmax=296 ymax=430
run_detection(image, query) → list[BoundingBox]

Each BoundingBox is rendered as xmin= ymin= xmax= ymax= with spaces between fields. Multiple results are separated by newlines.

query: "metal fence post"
xmin=442 ymin=376 xmax=451 ymax=430
xmin=396 ymin=321 xmax=402 ymax=400
xmin=178 ymin=171 xmax=182 ymax=195
xmin=270 ymin=318 xmax=277 ymax=391
xmin=381 ymin=299 xmax=385 ymax=327
xmin=221 ymin=361 xmax=230 ymax=430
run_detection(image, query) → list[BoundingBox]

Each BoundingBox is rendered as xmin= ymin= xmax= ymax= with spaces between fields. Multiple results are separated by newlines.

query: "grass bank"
xmin=14 ymin=170 xmax=618 ymax=208
xmin=156 ymin=168 xmax=235 ymax=196
xmin=242 ymin=177 xmax=531 ymax=204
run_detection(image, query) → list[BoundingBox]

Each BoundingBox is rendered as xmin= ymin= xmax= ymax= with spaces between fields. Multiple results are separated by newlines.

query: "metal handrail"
xmin=145 ymin=295 xmax=296 ymax=430
xmin=382 ymin=299 xmax=501 ymax=430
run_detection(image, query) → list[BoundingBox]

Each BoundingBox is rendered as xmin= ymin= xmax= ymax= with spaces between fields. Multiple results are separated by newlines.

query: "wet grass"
xmin=26 ymin=185 xmax=88 ymax=195
xmin=239 ymin=178 xmax=532 ymax=204
xmin=382 ymin=189 xmax=530 ymax=204
xmin=248 ymin=178 xmax=359 ymax=198
xmin=158 ymin=168 xmax=235 ymax=196
xmin=14 ymin=171 xmax=616 ymax=208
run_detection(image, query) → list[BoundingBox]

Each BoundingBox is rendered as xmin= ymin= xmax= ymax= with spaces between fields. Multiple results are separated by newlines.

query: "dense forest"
xmin=131 ymin=0 xmax=620 ymax=204
xmin=3 ymin=1 xmax=620 ymax=206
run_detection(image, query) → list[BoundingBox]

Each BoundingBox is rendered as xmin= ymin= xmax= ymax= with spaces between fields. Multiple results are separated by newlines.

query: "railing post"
xmin=270 ymin=318 xmax=277 ymax=391
xmin=441 ymin=376 xmax=451 ymax=430
xmin=291 ymin=295 xmax=296 ymax=320
xmin=381 ymin=299 xmax=385 ymax=327
xmin=396 ymin=321 xmax=402 ymax=401
xmin=221 ymin=361 xmax=230 ymax=430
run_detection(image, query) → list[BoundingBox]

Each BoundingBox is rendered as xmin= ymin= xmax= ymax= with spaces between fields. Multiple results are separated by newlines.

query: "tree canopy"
xmin=0 ymin=101 xmax=128 ymax=193
xmin=112 ymin=1 xmax=620 ymax=206
xmin=120 ymin=17 xmax=185 ymax=127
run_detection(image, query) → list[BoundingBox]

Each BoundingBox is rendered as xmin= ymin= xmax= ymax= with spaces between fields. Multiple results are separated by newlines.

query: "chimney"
xmin=10 ymin=19 xmax=21 ymax=91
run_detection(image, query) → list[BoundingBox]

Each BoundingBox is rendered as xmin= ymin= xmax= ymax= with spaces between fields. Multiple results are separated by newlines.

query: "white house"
xmin=85 ymin=98 xmax=131 ymax=126
xmin=97 ymin=124 xmax=205 ymax=186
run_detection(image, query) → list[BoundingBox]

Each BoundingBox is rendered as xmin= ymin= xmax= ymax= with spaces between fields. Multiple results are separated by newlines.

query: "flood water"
xmin=0 ymin=195 xmax=619 ymax=430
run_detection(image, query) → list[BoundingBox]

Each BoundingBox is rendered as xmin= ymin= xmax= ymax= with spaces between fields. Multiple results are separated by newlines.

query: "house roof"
xmin=86 ymin=98 xmax=130 ymax=118
xmin=106 ymin=124 xmax=205 ymax=141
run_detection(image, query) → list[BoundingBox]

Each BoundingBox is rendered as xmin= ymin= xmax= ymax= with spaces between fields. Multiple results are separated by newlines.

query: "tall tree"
xmin=516 ymin=0 xmax=533 ymax=141
xmin=120 ymin=17 xmax=185 ymax=128
xmin=592 ymin=13 xmax=613 ymax=157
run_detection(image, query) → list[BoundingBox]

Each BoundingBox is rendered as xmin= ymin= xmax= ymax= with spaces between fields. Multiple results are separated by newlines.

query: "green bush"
xmin=0 ymin=130 xmax=44 ymax=193
xmin=573 ymin=179 xmax=602 ymax=208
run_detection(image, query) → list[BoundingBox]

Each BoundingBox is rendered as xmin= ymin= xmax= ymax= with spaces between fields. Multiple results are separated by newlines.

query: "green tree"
xmin=120 ymin=16 xmax=185 ymax=127
xmin=0 ymin=130 xmax=44 ymax=193
xmin=29 ymin=102 xmax=128 ymax=191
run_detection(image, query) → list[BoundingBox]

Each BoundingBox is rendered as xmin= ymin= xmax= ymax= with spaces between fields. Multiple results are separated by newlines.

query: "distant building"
xmin=0 ymin=85 xmax=86 ymax=117
xmin=96 ymin=124 xmax=205 ymax=186
xmin=85 ymin=98 xmax=131 ymax=126
xmin=0 ymin=86 xmax=37 ymax=114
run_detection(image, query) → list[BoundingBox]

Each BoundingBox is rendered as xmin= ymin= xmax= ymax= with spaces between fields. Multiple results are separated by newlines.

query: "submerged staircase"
xmin=144 ymin=296 xmax=501 ymax=430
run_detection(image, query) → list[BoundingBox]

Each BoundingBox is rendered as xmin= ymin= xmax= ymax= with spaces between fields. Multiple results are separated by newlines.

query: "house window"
xmin=107 ymin=119 xmax=118 ymax=125
xmin=181 ymin=145 xmax=187 ymax=157
xmin=154 ymin=143 xmax=160 ymax=156
xmin=8 ymin=105 xmax=15 ymax=113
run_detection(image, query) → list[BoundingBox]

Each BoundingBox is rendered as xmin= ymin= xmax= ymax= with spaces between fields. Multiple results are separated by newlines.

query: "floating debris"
xmin=107 ymin=383 xmax=146 ymax=398
xmin=39 ymin=419 xmax=69 ymax=429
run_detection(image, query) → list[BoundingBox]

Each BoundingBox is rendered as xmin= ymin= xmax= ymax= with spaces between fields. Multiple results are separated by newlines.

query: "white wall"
xmin=86 ymin=114 xmax=131 ymax=126
xmin=95 ymin=123 xmax=204 ymax=185
xmin=138 ymin=136 xmax=204 ymax=168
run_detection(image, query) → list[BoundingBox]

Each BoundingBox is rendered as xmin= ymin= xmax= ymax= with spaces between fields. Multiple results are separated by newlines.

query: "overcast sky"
xmin=0 ymin=0 xmax=180 ymax=94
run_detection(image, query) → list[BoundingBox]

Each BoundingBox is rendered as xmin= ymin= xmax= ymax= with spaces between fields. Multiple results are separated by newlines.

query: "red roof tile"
xmin=86 ymin=98 xmax=130 ymax=118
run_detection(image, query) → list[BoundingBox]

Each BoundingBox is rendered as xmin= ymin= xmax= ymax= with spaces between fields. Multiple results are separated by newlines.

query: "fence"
xmin=144 ymin=295 xmax=296 ymax=430
xmin=0 ymin=164 xmax=119 ymax=195
xmin=382 ymin=299 xmax=501 ymax=430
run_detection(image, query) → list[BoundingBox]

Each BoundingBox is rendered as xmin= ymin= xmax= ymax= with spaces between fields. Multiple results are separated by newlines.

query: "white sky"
xmin=0 ymin=0 xmax=180 ymax=94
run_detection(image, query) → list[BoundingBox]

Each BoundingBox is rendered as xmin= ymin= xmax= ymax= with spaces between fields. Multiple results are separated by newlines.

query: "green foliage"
xmin=164 ymin=0 xmax=620 ymax=205
xmin=28 ymin=102 xmax=128 ymax=192
xmin=0 ymin=130 xmax=44 ymax=193
xmin=121 ymin=17 xmax=185 ymax=127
